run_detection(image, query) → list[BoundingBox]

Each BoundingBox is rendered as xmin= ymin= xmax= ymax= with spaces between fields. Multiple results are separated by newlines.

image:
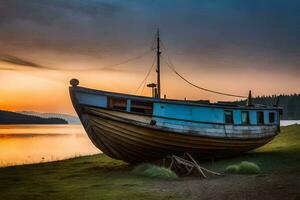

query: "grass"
xmin=225 ymin=164 xmax=239 ymax=174
xmin=0 ymin=155 xmax=181 ymax=200
xmin=225 ymin=161 xmax=261 ymax=174
xmin=238 ymin=161 xmax=260 ymax=174
xmin=0 ymin=124 xmax=299 ymax=199
xmin=132 ymin=163 xmax=178 ymax=179
xmin=202 ymin=124 xmax=300 ymax=174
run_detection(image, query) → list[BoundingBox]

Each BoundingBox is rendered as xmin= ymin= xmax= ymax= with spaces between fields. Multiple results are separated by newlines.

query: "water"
xmin=0 ymin=125 xmax=100 ymax=167
xmin=280 ymin=120 xmax=300 ymax=126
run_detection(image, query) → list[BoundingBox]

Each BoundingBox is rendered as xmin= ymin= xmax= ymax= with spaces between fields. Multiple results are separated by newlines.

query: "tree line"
xmin=0 ymin=110 xmax=68 ymax=124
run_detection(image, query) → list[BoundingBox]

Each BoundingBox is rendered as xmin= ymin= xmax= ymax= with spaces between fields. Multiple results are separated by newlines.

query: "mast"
xmin=156 ymin=29 xmax=161 ymax=98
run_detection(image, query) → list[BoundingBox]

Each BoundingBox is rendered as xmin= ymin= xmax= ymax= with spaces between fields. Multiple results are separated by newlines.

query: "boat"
xmin=69 ymin=31 xmax=282 ymax=163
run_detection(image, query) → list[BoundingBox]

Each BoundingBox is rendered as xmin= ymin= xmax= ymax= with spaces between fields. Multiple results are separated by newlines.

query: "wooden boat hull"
xmin=81 ymin=109 xmax=275 ymax=163
xmin=70 ymin=86 xmax=279 ymax=163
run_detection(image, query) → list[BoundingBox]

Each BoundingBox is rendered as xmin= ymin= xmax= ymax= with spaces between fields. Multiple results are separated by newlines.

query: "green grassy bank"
xmin=0 ymin=155 xmax=181 ymax=200
xmin=0 ymin=125 xmax=299 ymax=200
xmin=201 ymin=124 xmax=300 ymax=174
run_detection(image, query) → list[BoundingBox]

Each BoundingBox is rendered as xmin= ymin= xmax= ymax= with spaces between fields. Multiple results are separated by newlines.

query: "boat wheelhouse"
xmin=69 ymin=30 xmax=282 ymax=163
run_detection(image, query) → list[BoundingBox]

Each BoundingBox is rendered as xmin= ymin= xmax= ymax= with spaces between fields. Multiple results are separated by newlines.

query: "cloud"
xmin=0 ymin=55 xmax=48 ymax=69
xmin=0 ymin=0 xmax=130 ymax=57
xmin=0 ymin=54 xmax=128 ymax=72
xmin=0 ymin=0 xmax=300 ymax=75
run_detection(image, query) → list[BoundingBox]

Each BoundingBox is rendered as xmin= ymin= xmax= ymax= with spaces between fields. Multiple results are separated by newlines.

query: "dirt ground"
xmin=153 ymin=174 xmax=300 ymax=200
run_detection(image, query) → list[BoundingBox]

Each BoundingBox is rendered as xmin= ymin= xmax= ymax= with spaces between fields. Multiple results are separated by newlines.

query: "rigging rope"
xmin=98 ymin=37 xmax=156 ymax=70
xmin=134 ymin=54 xmax=156 ymax=95
xmin=104 ymin=49 xmax=152 ymax=69
xmin=160 ymin=40 xmax=247 ymax=99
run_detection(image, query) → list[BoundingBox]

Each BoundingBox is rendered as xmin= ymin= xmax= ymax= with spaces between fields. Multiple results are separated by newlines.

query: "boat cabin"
xmin=77 ymin=89 xmax=281 ymax=127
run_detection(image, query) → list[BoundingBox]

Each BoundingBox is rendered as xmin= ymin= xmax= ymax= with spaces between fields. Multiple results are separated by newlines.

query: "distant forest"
xmin=0 ymin=110 xmax=68 ymax=124
xmin=235 ymin=94 xmax=300 ymax=120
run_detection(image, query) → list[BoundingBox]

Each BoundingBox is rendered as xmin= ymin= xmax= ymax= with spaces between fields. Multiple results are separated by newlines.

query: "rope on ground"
xmin=165 ymin=152 xmax=221 ymax=178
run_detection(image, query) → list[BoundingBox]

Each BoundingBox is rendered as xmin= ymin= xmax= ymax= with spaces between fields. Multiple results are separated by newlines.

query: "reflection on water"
xmin=0 ymin=125 xmax=100 ymax=167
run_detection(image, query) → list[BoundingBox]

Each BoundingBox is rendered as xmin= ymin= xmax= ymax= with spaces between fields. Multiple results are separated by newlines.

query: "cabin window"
xmin=241 ymin=111 xmax=250 ymax=124
xmin=224 ymin=110 xmax=233 ymax=124
xmin=269 ymin=112 xmax=275 ymax=123
xmin=131 ymin=101 xmax=153 ymax=115
xmin=257 ymin=111 xmax=264 ymax=124
xmin=108 ymin=97 xmax=127 ymax=111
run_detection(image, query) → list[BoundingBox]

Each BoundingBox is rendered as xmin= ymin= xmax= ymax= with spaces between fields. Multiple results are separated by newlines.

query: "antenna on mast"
xmin=156 ymin=28 xmax=161 ymax=98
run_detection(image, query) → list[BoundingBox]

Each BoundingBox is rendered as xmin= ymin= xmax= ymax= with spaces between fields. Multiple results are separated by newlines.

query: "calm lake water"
xmin=280 ymin=120 xmax=300 ymax=126
xmin=0 ymin=125 xmax=100 ymax=167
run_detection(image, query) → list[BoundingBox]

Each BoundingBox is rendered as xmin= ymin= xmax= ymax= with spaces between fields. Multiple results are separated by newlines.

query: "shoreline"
xmin=0 ymin=153 xmax=101 ymax=169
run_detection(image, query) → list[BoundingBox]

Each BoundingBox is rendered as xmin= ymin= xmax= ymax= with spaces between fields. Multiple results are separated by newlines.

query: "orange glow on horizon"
xmin=0 ymin=59 xmax=299 ymax=116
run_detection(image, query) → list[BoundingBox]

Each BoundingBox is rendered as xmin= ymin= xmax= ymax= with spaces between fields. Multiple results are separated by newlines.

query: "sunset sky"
xmin=0 ymin=0 xmax=299 ymax=115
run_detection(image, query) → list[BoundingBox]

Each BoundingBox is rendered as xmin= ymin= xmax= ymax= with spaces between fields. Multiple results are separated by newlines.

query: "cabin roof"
xmin=70 ymin=86 xmax=282 ymax=111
